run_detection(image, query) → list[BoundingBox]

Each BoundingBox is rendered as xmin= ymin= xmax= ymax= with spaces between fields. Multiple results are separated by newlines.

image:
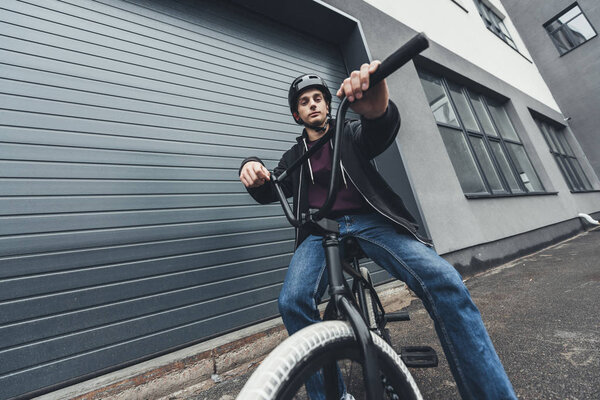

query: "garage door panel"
xmin=0 ymin=260 xmax=287 ymax=350
xmin=0 ymin=194 xmax=256 ymax=216
xmin=2 ymin=64 xmax=292 ymax=122
xmin=2 ymin=94 xmax=294 ymax=135
xmin=0 ymin=268 xmax=286 ymax=375
xmin=2 ymin=12 xmax=294 ymax=91
xmin=0 ymin=252 xmax=291 ymax=309
xmin=2 ymin=205 xmax=284 ymax=235
xmin=178 ymin=0 xmax=345 ymax=71
xmin=1 ymin=227 xmax=295 ymax=281
xmin=0 ymin=78 xmax=292 ymax=126
xmin=4 ymin=266 xmax=288 ymax=349
xmin=0 ymin=219 xmax=288 ymax=258
xmin=0 ymin=123 xmax=293 ymax=158
xmin=0 ymin=296 xmax=280 ymax=400
xmin=0 ymin=179 xmax=244 ymax=196
xmin=1 ymin=27 xmax=287 ymax=98
xmin=0 ymin=232 xmax=294 ymax=321
xmin=0 ymin=286 xmax=281 ymax=389
xmin=112 ymin=0 xmax=345 ymax=75
xmin=0 ymin=239 xmax=294 ymax=281
xmin=0 ymin=144 xmax=273 ymax=170
xmin=1 ymin=46 xmax=290 ymax=107
xmin=0 ymin=0 xmax=349 ymax=396
xmin=0 ymin=161 xmax=240 ymax=181
xmin=13 ymin=0 xmax=345 ymax=86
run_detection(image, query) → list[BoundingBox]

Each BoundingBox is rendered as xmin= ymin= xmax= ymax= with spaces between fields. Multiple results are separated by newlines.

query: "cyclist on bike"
xmin=239 ymin=62 xmax=517 ymax=400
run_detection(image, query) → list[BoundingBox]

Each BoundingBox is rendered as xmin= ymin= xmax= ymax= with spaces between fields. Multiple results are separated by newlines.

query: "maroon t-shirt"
xmin=306 ymin=139 xmax=370 ymax=215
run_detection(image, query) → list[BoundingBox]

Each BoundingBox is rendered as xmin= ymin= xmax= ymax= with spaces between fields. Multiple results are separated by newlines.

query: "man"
xmin=239 ymin=62 xmax=516 ymax=400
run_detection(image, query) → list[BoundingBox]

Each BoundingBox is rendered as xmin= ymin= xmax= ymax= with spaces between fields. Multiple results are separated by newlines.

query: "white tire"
xmin=237 ymin=321 xmax=422 ymax=400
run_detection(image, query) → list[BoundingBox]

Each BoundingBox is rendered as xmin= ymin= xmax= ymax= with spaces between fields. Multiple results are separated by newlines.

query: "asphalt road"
xmin=189 ymin=227 xmax=599 ymax=400
xmin=395 ymin=227 xmax=600 ymax=400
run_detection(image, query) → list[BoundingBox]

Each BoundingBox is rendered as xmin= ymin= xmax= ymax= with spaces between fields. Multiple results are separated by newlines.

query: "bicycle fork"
xmin=322 ymin=233 xmax=384 ymax=400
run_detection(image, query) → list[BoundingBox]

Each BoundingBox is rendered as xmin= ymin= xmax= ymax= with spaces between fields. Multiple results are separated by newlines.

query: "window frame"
xmin=474 ymin=0 xmax=518 ymax=50
xmin=450 ymin=0 xmax=469 ymax=13
xmin=543 ymin=3 xmax=598 ymax=56
xmin=534 ymin=116 xmax=593 ymax=192
xmin=419 ymin=69 xmax=547 ymax=198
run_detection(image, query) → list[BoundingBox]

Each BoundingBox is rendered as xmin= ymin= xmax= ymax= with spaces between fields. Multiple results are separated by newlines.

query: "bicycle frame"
xmin=269 ymin=33 xmax=429 ymax=400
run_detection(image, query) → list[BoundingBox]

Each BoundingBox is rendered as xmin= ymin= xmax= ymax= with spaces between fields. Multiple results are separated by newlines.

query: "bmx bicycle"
xmin=237 ymin=33 xmax=436 ymax=400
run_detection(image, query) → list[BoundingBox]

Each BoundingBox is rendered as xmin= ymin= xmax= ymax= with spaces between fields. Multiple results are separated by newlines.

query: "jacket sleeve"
xmin=239 ymin=151 xmax=294 ymax=204
xmin=352 ymin=100 xmax=401 ymax=159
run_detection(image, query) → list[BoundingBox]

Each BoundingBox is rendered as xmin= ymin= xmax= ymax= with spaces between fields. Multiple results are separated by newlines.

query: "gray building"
xmin=0 ymin=0 xmax=598 ymax=398
xmin=500 ymin=0 xmax=600 ymax=180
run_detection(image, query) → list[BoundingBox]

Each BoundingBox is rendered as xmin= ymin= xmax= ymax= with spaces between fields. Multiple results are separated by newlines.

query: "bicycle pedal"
xmin=401 ymin=346 xmax=438 ymax=368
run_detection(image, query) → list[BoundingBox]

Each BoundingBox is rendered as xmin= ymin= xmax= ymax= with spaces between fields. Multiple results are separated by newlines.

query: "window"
xmin=474 ymin=0 xmax=517 ymax=49
xmin=419 ymin=70 xmax=545 ymax=196
xmin=534 ymin=116 xmax=593 ymax=191
xmin=544 ymin=4 xmax=597 ymax=55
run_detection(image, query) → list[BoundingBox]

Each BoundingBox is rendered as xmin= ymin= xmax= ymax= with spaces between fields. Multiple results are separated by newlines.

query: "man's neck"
xmin=305 ymin=121 xmax=329 ymax=142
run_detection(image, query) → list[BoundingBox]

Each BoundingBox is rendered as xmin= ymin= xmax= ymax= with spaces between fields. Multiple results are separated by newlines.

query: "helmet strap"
xmin=305 ymin=116 xmax=331 ymax=133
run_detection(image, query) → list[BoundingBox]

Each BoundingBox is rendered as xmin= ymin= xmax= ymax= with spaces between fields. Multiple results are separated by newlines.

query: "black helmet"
xmin=288 ymin=74 xmax=332 ymax=125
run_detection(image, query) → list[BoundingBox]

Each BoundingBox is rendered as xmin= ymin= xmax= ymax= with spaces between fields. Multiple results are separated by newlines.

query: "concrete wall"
xmin=323 ymin=0 xmax=600 ymax=255
xmin=360 ymin=0 xmax=561 ymax=112
xmin=500 ymin=0 xmax=600 ymax=179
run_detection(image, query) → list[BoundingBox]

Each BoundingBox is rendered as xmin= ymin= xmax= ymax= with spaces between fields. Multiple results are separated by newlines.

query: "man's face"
xmin=296 ymin=88 xmax=329 ymax=127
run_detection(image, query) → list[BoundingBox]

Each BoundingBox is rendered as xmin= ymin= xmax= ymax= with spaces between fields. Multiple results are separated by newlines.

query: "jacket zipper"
xmin=294 ymin=159 xmax=304 ymax=249
xmin=344 ymin=169 xmax=432 ymax=247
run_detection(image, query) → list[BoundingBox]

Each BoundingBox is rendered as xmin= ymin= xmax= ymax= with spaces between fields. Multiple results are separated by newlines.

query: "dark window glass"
xmin=448 ymin=83 xmax=479 ymax=132
xmin=534 ymin=116 xmax=593 ymax=192
xmin=438 ymin=126 xmax=487 ymax=194
xmin=544 ymin=4 xmax=597 ymax=55
xmin=419 ymin=70 xmax=545 ymax=196
xmin=469 ymin=136 xmax=504 ymax=192
xmin=489 ymin=141 xmax=522 ymax=192
xmin=506 ymin=143 xmax=544 ymax=192
xmin=487 ymin=101 xmax=519 ymax=141
xmin=556 ymin=156 xmax=578 ymax=189
xmin=419 ymin=71 xmax=460 ymax=127
xmin=469 ymin=92 xmax=498 ymax=136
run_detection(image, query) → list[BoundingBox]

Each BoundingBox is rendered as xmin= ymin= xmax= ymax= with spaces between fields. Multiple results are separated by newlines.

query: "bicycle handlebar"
xmin=271 ymin=32 xmax=430 ymax=228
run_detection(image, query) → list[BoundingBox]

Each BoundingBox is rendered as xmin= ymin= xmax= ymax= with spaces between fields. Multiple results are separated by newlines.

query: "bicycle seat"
xmin=341 ymin=236 xmax=367 ymax=261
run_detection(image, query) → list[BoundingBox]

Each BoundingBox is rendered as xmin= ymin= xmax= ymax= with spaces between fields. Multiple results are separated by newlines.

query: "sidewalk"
xmin=171 ymin=226 xmax=600 ymax=400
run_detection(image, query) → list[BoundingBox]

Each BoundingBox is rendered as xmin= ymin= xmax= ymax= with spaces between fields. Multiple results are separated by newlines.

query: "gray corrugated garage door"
xmin=0 ymin=0 xmax=351 ymax=397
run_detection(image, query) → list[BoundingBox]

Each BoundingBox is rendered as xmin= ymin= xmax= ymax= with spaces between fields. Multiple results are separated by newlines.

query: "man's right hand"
xmin=240 ymin=161 xmax=271 ymax=188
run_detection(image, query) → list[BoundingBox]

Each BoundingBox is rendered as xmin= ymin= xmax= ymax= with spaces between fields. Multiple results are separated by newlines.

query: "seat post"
xmin=323 ymin=233 xmax=347 ymax=299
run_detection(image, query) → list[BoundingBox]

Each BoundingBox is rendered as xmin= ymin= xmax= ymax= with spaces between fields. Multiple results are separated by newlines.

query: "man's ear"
xmin=293 ymin=112 xmax=301 ymax=122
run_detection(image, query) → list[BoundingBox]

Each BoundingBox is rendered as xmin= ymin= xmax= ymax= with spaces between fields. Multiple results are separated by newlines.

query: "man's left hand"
xmin=336 ymin=61 xmax=389 ymax=120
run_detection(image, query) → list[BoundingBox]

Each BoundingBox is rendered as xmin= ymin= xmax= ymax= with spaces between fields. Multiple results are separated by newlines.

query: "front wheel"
xmin=237 ymin=321 xmax=422 ymax=400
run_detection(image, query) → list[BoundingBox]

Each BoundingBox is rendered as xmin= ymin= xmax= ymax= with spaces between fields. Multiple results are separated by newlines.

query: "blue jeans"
xmin=278 ymin=213 xmax=517 ymax=400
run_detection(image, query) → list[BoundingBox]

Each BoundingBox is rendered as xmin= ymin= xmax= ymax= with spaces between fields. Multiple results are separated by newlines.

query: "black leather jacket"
xmin=240 ymin=101 xmax=431 ymax=248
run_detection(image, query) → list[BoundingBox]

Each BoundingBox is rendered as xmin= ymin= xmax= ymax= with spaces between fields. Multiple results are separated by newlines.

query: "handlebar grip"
xmin=369 ymin=32 xmax=429 ymax=88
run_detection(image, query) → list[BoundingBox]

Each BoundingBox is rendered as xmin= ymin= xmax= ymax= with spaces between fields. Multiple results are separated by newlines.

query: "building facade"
xmin=0 ymin=0 xmax=598 ymax=398
xmin=499 ymin=0 xmax=600 ymax=181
